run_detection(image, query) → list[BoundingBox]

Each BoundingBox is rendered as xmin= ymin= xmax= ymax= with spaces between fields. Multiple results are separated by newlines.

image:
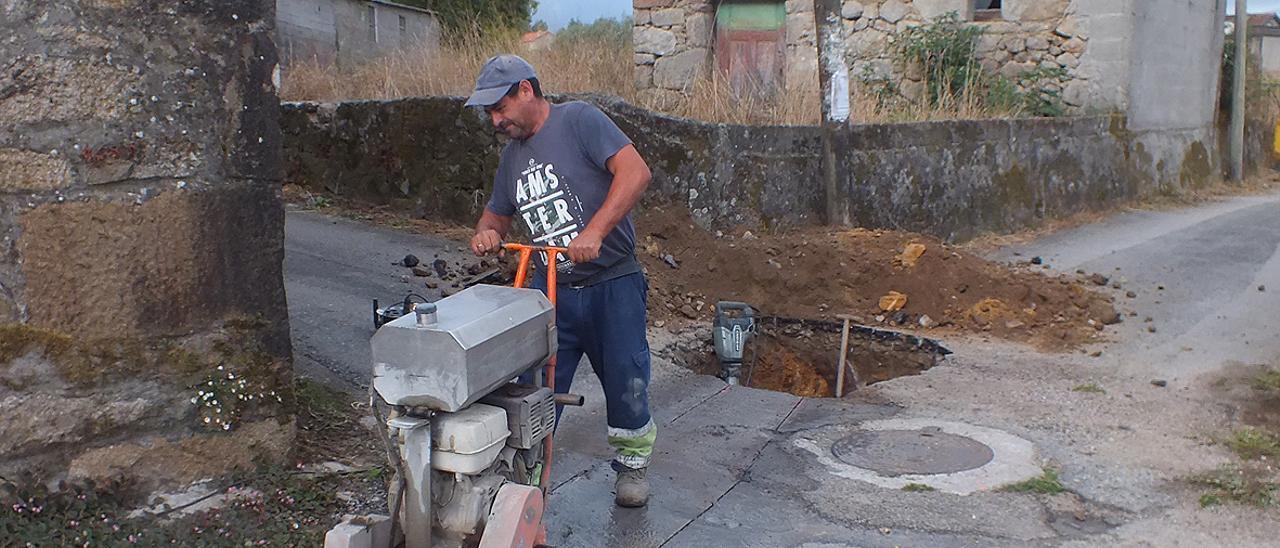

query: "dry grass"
xmin=282 ymin=28 xmax=630 ymax=103
xmin=848 ymin=83 xmax=1022 ymax=124
xmin=639 ymin=72 xmax=820 ymax=126
xmin=280 ymin=29 xmax=1037 ymax=126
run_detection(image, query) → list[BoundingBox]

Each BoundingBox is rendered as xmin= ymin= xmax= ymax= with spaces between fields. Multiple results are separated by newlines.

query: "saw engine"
xmin=361 ymin=284 xmax=559 ymax=548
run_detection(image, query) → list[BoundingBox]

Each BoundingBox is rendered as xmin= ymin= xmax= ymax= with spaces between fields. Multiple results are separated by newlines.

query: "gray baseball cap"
xmin=465 ymin=54 xmax=538 ymax=108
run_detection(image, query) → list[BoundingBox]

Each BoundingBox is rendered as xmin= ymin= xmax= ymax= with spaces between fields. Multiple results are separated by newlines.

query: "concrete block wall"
xmin=279 ymin=0 xmax=341 ymax=65
xmin=1065 ymin=0 xmax=1133 ymax=111
xmin=1127 ymin=0 xmax=1224 ymax=131
xmin=1261 ymin=34 xmax=1280 ymax=76
xmin=0 ymin=0 xmax=293 ymax=487
xmin=277 ymin=0 xmax=442 ymax=68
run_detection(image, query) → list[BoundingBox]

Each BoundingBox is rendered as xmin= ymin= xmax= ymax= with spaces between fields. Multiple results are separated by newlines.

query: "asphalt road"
xmin=987 ymin=190 xmax=1280 ymax=381
xmin=284 ymin=210 xmax=477 ymax=392
xmin=284 ymin=189 xmax=1280 ymax=547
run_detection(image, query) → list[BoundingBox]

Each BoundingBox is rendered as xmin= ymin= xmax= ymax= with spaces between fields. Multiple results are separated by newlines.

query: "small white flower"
xmin=203 ymin=417 xmax=211 ymax=423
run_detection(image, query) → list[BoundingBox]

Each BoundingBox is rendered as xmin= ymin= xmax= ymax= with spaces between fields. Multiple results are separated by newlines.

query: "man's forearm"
xmin=475 ymin=209 xmax=511 ymax=239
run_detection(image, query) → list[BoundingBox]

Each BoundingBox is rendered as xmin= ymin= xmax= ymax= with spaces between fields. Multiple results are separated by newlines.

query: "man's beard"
xmin=498 ymin=120 xmax=527 ymax=139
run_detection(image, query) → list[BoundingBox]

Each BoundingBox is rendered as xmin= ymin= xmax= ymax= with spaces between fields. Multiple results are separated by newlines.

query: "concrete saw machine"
xmin=330 ymin=244 xmax=577 ymax=548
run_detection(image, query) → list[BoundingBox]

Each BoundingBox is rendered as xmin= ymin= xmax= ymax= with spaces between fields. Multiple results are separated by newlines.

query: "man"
xmin=466 ymin=54 xmax=656 ymax=508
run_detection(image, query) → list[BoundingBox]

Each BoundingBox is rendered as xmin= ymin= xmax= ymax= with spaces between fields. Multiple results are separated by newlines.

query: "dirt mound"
xmin=638 ymin=207 xmax=1117 ymax=350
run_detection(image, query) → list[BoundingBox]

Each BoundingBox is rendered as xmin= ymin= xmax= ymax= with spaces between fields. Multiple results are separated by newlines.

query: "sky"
xmin=1232 ymin=0 xmax=1280 ymax=14
xmin=532 ymin=0 xmax=631 ymax=31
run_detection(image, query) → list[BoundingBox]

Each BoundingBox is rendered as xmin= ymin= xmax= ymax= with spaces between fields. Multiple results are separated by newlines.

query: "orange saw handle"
xmin=501 ymin=243 xmax=569 ymax=301
xmin=500 ymin=242 xmax=569 ymax=497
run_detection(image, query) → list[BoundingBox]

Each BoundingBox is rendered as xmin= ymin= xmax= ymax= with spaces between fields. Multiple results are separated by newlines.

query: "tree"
xmin=554 ymin=17 xmax=632 ymax=48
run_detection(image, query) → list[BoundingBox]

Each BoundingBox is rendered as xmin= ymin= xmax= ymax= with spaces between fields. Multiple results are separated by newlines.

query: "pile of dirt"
xmin=638 ymin=207 xmax=1118 ymax=350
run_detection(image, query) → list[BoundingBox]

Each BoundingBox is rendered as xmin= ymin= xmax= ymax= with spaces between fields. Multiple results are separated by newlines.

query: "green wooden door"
xmin=715 ymin=1 xmax=787 ymax=94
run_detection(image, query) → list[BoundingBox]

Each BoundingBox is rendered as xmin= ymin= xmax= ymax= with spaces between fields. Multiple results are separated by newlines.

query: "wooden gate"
xmin=715 ymin=2 xmax=786 ymax=95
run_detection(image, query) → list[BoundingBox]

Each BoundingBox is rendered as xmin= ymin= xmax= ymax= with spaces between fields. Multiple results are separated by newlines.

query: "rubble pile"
xmin=395 ymin=253 xmax=511 ymax=297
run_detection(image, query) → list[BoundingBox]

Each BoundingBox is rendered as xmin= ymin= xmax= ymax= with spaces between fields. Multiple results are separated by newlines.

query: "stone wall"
xmin=0 ymin=1 xmax=292 ymax=488
xmin=633 ymin=0 xmax=719 ymax=98
xmin=632 ymin=1 xmax=822 ymax=99
xmin=281 ymin=97 xmax=503 ymax=222
xmin=835 ymin=116 xmax=1205 ymax=240
xmin=631 ymin=1 xmax=1222 ymax=115
xmin=841 ymin=0 xmax=1092 ymax=107
xmin=281 ymin=95 xmax=1258 ymax=241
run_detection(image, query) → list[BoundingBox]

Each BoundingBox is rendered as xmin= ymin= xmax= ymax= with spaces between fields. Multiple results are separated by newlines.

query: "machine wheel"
xmin=477 ymin=483 xmax=545 ymax=548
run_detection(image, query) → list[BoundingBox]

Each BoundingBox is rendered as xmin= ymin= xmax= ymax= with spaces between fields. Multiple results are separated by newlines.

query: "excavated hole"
xmin=668 ymin=317 xmax=950 ymax=398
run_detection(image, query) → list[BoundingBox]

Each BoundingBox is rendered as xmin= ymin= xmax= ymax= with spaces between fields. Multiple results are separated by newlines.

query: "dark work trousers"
xmin=520 ymin=270 xmax=656 ymax=470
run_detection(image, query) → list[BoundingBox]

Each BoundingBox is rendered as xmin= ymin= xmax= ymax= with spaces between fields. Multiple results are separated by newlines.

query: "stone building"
xmin=633 ymin=0 xmax=1221 ymax=116
xmin=277 ymin=0 xmax=442 ymax=67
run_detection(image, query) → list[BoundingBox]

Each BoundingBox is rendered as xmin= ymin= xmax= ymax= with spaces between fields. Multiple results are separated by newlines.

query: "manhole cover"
xmin=831 ymin=428 xmax=995 ymax=476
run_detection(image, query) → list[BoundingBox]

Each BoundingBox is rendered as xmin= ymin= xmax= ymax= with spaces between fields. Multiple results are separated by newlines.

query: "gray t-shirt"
xmin=486 ymin=101 xmax=636 ymax=284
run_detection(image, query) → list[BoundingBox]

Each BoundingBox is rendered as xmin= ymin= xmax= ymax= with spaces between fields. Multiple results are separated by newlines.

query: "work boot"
xmin=614 ymin=466 xmax=649 ymax=508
